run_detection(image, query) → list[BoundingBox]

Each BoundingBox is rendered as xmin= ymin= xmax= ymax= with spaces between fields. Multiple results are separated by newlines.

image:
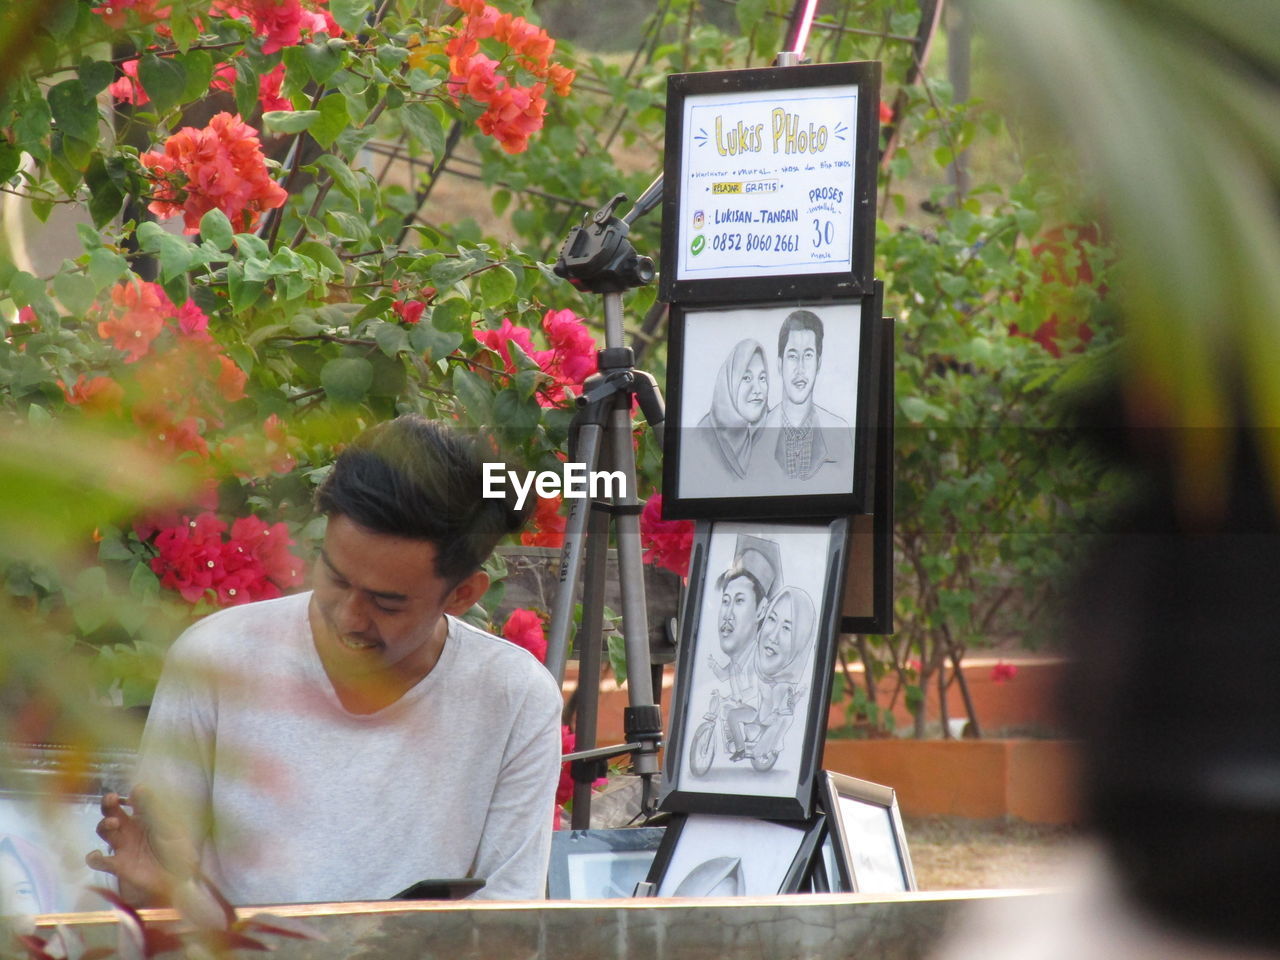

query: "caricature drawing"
xmin=692 ymin=338 xmax=770 ymax=481
xmin=753 ymin=309 xmax=852 ymax=482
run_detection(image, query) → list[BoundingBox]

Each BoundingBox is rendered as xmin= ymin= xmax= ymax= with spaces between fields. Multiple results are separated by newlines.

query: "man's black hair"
xmin=777 ymin=309 xmax=824 ymax=359
xmin=315 ymin=415 xmax=529 ymax=583
xmin=714 ymin=565 xmax=766 ymax=605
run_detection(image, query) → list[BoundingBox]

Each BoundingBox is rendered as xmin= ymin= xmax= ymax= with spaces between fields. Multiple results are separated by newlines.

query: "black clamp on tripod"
xmin=545 ymin=181 xmax=668 ymax=827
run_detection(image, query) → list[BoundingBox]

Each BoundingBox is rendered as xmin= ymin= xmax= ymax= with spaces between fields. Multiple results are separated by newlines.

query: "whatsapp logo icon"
xmin=690 ymin=234 xmax=706 ymax=256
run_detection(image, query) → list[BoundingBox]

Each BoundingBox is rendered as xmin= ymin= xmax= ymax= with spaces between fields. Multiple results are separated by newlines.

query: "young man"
xmin=87 ymin=416 xmax=564 ymax=905
xmin=755 ymin=309 xmax=852 ymax=483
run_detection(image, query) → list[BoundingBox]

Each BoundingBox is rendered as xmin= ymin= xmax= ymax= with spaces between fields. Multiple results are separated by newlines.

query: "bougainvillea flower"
xmin=879 ymin=100 xmax=894 ymax=125
xmin=991 ymin=661 xmax=1019 ymax=684
xmin=140 ymin=112 xmax=287 ymax=234
xmin=638 ymin=494 xmax=693 ymax=578
xmin=151 ymin=512 xmax=304 ymax=606
xmin=97 ymin=280 xmax=173 ymax=362
xmin=521 ymin=495 xmax=566 ymax=549
xmin=60 ymin=375 xmax=125 ymax=416
xmin=393 ymin=300 xmax=426 ymax=324
xmin=502 ymin=608 xmax=547 ymax=663
xmin=542 ymin=308 xmax=598 ymax=387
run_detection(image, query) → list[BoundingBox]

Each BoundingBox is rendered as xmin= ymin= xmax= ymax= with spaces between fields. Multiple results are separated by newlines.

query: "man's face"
xmin=718 ymin=574 xmax=761 ymax=658
xmin=780 ymin=327 xmax=819 ymax=406
xmin=758 ymin=593 xmax=796 ymax=677
xmin=310 ymin=514 xmax=467 ymax=691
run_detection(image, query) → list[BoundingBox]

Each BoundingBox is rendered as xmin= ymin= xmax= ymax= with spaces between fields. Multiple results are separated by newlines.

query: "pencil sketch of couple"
xmin=693 ymin=309 xmax=852 ymax=489
xmin=690 ymin=534 xmax=816 ymax=776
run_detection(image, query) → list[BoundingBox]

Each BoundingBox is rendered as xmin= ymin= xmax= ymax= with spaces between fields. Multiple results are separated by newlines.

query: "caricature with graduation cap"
xmin=706 ymin=534 xmax=783 ymax=761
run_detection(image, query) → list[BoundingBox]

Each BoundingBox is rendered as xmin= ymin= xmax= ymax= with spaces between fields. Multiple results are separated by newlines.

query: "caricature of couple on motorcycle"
xmin=689 ymin=534 xmax=816 ymax=776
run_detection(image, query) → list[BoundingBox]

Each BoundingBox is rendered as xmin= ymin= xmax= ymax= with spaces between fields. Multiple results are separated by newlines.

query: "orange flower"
xmin=60 ymin=375 xmax=125 ymax=416
xmin=97 ymin=280 xmax=172 ymax=362
xmin=140 ymin=112 xmax=287 ymax=234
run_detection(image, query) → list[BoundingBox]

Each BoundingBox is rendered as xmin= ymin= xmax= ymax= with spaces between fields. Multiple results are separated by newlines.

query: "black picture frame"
xmin=660 ymin=518 xmax=848 ymax=820
xmin=841 ymin=315 xmax=895 ymax=634
xmin=546 ymin=827 xmax=667 ymax=900
xmin=642 ymin=812 xmax=824 ymax=897
xmin=661 ymin=287 xmax=883 ymax=521
xmin=816 ymin=771 xmax=916 ymax=893
xmin=659 ymin=61 xmax=881 ymax=304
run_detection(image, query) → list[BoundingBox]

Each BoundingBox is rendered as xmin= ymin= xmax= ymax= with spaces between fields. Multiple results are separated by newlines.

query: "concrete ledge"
xmin=39 ymin=890 xmax=1053 ymax=960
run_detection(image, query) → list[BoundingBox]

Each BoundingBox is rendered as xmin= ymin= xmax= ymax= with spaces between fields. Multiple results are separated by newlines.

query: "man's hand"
xmin=85 ymin=787 xmax=186 ymax=908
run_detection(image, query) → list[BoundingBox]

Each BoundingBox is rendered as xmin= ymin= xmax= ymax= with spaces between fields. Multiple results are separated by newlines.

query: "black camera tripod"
xmin=545 ymin=181 xmax=669 ymax=827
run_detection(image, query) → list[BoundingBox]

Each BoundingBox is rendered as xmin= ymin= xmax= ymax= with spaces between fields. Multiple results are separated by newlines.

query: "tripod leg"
xmin=607 ymin=402 xmax=660 ymax=785
xmin=544 ymin=421 xmax=605 ymax=683
xmin=570 ymin=505 xmax=610 ymax=829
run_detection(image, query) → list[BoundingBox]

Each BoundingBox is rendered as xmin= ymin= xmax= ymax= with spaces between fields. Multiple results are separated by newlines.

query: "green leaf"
xmin=493 ymin=388 xmax=540 ymax=443
xmin=85 ymin=154 xmax=124 ymax=228
xmin=263 ymin=110 xmax=320 ymax=135
xmin=401 ymin=102 xmax=445 ymax=163
xmin=138 ymin=54 xmax=189 ymax=115
xmin=234 ymin=57 xmax=259 ymax=119
xmin=451 ymin=367 xmax=493 ymax=423
xmin=308 ymin=94 xmax=349 ymax=149
xmin=179 ymin=50 xmax=214 ymax=104
xmin=170 ymin=15 xmax=198 ymax=52
xmin=352 ymin=296 xmax=393 ymax=324
xmin=311 ymin=153 xmax=361 ymax=202
xmin=476 ymin=264 xmax=517 ymax=310
xmin=429 ymin=258 xmax=473 ymax=290
xmin=294 ymin=240 xmax=344 ymax=277
xmin=200 ymin=208 xmax=234 ymax=250
xmin=87 ymin=248 xmax=128 ymax=291
xmin=373 ymin=321 xmax=410 ymax=358
xmin=329 ymin=0 xmax=368 ymax=33
xmin=0 ymin=140 xmax=20 ymax=183
xmin=431 ymin=298 xmax=472 ymax=332
xmin=78 ymin=58 xmax=114 ymax=97
xmin=47 ymin=79 xmax=97 ymax=142
xmin=301 ymin=40 xmax=345 ymax=84
xmin=321 ymin=356 xmax=373 ymax=404
xmin=53 ymin=271 xmax=94 ymax=316
xmin=408 ymin=324 xmax=462 ymax=363
xmin=606 ymin=632 xmax=628 ymax=686
xmin=735 ymin=0 xmax=768 ymax=32
xmin=226 ymin=262 xmax=266 ymax=313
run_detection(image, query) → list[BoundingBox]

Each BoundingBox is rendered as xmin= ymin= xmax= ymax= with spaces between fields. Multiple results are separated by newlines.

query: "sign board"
xmin=660 ymin=61 xmax=880 ymax=304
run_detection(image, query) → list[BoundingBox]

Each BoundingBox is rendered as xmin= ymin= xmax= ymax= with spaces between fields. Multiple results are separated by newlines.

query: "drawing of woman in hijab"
xmin=694 ymin=338 xmax=769 ymax=480
xmin=750 ymin=586 xmax=817 ymax=770
xmin=0 ymin=834 xmax=60 ymax=916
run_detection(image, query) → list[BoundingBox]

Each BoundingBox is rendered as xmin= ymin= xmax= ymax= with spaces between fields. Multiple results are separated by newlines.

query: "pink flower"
xmin=541 ymin=308 xmax=597 ymax=387
xmin=638 ymin=495 xmax=693 ymax=577
xmin=150 ymin=511 xmax=304 ymax=606
xmin=97 ymin=280 xmax=174 ymax=362
xmin=177 ymin=299 xmax=210 ymax=338
xmin=476 ymin=317 xmax=551 ymax=370
xmin=502 ymin=608 xmax=547 ymax=663
xmin=991 ymin=661 xmax=1018 ymax=684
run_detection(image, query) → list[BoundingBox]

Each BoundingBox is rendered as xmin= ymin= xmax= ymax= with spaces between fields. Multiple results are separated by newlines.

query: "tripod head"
xmin=553 ymin=193 xmax=656 ymax=294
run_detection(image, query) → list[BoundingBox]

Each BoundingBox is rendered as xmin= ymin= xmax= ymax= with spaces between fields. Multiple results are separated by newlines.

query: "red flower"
xmin=638 ymin=495 xmax=693 ymax=578
xmin=991 ymin=661 xmax=1018 ymax=684
xmin=211 ymin=0 xmax=333 ymax=54
xmin=502 ymin=608 xmax=547 ymax=663
xmin=393 ymin=300 xmax=426 ymax=324
xmin=521 ymin=495 xmax=566 ymax=549
xmin=140 ymin=112 xmax=287 ymax=234
xmin=150 ymin=512 xmax=304 ymax=606
xmin=556 ymin=725 xmax=605 ymax=812
xmin=177 ymin=299 xmax=210 ymax=338
xmin=879 ymin=100 xmax=894 ymax=125
xmin=60 ymin=375 xmax=125 ymax=416
xmin=256 ymin=63 xmax=291 ymax=112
